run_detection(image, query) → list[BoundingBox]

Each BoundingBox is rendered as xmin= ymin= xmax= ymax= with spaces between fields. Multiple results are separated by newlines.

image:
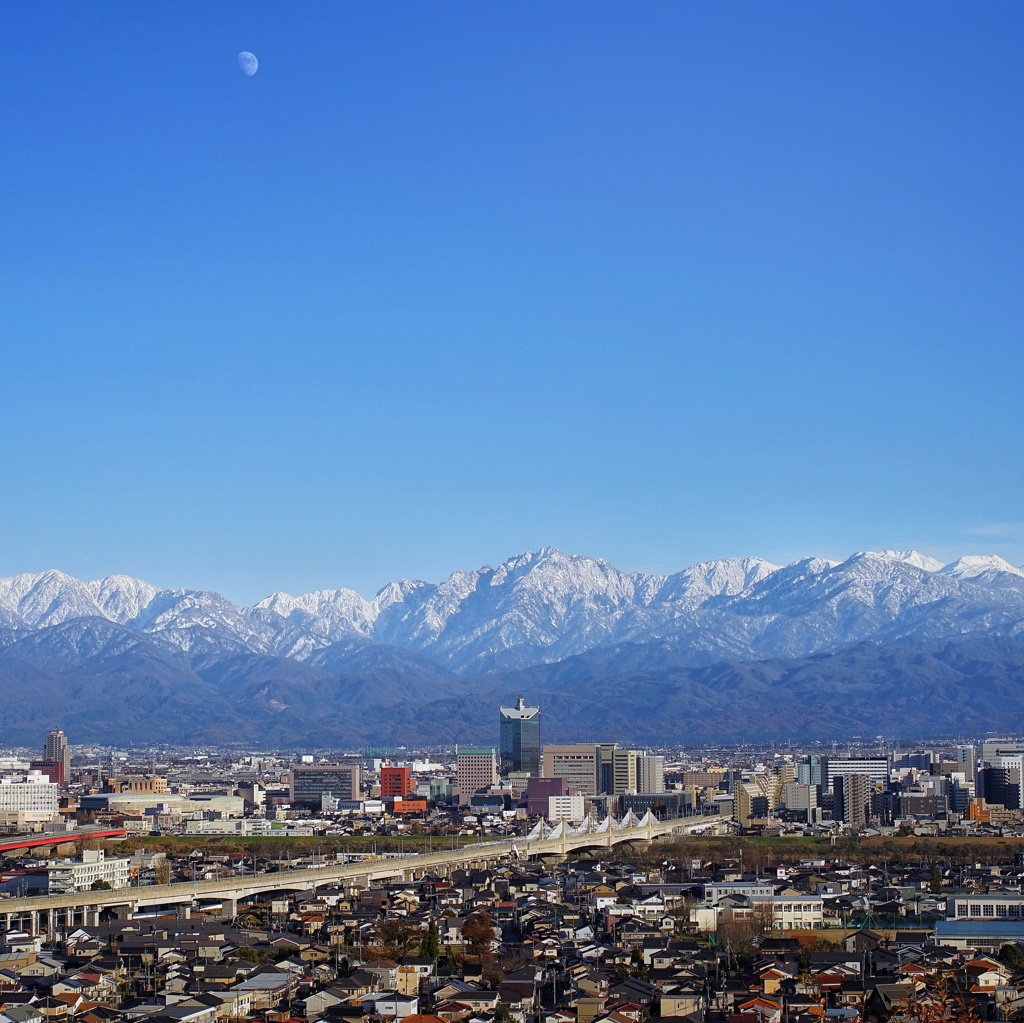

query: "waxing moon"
xmin=237 ymin=51 xmax=259 ymax=76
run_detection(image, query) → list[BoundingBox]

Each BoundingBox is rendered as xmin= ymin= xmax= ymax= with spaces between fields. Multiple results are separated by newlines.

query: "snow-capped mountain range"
xmin=1 ymin=547 xmax=1023 ymax=675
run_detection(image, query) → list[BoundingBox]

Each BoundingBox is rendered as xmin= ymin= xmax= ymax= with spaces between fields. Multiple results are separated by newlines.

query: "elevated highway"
xmin=0 ymin=809 xmax=729 ymax=936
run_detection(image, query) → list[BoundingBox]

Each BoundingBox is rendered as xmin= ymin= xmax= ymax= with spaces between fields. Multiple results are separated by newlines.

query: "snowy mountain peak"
xmin=86 ymin=574 xmax=161 ymax=624
xmin=857 ymin=550 xmax=945 ymax=572
xmin=255 ymin=587 xmax=376 ymax=640
xmin=3 ymin=546 xmax=1024 ymax=674
xmin=371 ymin=578 xmax=433 ymax=612
xmin=656 ymin=557 xmax=781 ymax=603
xmin=0 ymin=569 xmax=108 ymax=629
xmin=941 ymin=555 xmax=1024 ymax=584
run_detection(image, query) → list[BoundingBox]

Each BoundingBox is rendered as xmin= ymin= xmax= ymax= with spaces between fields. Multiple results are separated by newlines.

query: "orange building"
xmin=388 ymin=798 xmax=428 ymax=815
xmin=381 ymin=766 xmax=415 ymax=798
xmin=968 ymin=798 xmax=991 ymax=823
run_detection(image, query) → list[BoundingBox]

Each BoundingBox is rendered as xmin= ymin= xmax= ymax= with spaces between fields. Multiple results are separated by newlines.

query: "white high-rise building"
xmin=548 ymin=794 xmax=586 ymax=822
xmin=955 ymin=744 xmax=976 ymax=783
xmin=638 ymin=755 xmax=666 ymax=794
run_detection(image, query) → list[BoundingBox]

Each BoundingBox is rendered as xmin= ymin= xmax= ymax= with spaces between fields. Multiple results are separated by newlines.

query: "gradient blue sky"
xmin=3 ymin=2 xmax=1022 ymax=602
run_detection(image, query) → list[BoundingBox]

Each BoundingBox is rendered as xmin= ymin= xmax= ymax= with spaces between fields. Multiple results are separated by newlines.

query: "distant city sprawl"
xmin=2 ymin=719 xmax=1024 ymax=1023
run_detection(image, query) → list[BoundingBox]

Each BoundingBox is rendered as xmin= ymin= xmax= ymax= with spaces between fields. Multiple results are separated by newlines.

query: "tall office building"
xmin=981 ymin=740 xmax=1024 ymax=765
xmin=955 ymin=744 xmax=977 ymax=783
xmin=612 ymin=749 xmax=639 ymax=794
xmin=597 ymin=743 xmax=622 ymax=794
xmin=456 ymin=746 xmax=499 ymax=804
xmin=0 ymin=770 xmax=60 ymax=827
xmin=499 ymin=696 xmax=541 ymax=776
xmin=43 ymin=729 xmax=71 ymax=787
xmin=979 ymin=767 xmax=1021 ymax=810
xmin=833 ymin=774 xmax=871 ymax=829
xmin=638 ymin=755 xmax=666 ymax=794
xmin=289 ymin=764 xmax=360 ymax=808
xmin=797 ymin=755 xmax=823 ymax=787
xmin=735 ymin=782 xmax=771 ymax=826
xmin=822 ymin=756 xmax=889 ymax=788
xmin=783 ymin=782 xmax=819 ymax=823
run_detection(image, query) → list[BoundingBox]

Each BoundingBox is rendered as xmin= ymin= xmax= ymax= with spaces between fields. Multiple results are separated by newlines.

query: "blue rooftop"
xmin=933 ymin=920 xmax=1024 ymax=936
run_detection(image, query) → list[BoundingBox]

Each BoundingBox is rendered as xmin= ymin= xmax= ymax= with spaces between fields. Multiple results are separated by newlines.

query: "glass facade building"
xmin=499 ymin=696 xmax=540 ymax=776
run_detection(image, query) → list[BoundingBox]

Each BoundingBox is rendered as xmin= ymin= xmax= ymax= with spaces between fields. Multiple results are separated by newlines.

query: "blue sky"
xmin=2 ymin=2 xmax=1022 ymax=602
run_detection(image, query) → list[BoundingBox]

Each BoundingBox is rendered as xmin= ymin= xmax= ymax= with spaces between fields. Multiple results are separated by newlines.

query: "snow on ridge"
xmin=665 ymin=556 xmax=782 ymax=599
xmin=4 ymin=546 xmax=1024 ymax=673
xmin=0 ymin=569 xmax=108 ymax=628
xmin=941 ymin=555 xmax=1024 ymax=581
xmin=857 ymin=550 xmax=945 ymax=572
xmin=86 ymin=574 xmax=161 ymax=624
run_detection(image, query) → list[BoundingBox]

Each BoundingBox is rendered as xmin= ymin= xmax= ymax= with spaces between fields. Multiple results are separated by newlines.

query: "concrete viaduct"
xmin=0 ymin=810 xmax=729 ymax=937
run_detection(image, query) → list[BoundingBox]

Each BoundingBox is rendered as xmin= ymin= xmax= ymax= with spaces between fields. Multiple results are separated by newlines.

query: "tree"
xmin=998 ymin=943 xmax=1024 ymax=971
xmin=154 ymin=859 xmax=171 ymax=886
xmin=461 ymin=912 xmax=496 ymax=956
xmin=234 ymin=945 xmax=272 ymax=964
xmin=670 ymin=897 xmax=694 ymax=935
xmin=420 ymin=917 xmax=440 ymax=960
xmin=902 ymin=972 xmax=981 ymax=1023
xmin=90 ymin=879 xmax=113 ymax=890
xmin=929 ymin=865 xmax=943 ymax=895
xmin=371 ymin=919 xmax=420 ymax=960
xmin=498 ymin=948 xmax=531 ymax=974
xmin=630 ymin=947 xmax=649 ymax=979
xmin=437 ymin=947 xmax=458 ymax=977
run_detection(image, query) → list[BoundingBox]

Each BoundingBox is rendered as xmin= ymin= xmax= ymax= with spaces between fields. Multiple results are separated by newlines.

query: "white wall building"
xmin=947 ymin=893 xmax=1024 ymax=920
xmin=700 ymin=881 xmax=775 ymax=905
xmin=751 ymin=894 xmax=824 ymax=930
xmin=45 ymin=849 xmax=131 ymax=893
xmin=0 ymin=771 xmax=60 ymax=829
xmin=547 ymin=794 xmax=585 ymax=822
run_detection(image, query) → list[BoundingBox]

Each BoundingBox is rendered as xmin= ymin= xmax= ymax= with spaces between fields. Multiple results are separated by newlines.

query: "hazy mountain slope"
xmin=307 ymin=639 xmax=461 ymax=685
xmin=1 ymin=628 xmax=1023 ymax=746
xmin=0 ymin=649 xmax=233 ymax=745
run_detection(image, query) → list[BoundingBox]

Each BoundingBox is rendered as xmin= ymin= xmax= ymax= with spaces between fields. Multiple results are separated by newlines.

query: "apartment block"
xmin=638 ymin=755 xmax=666 ymax=794
xmin=455 ymin=746 xmax=499 ymax=804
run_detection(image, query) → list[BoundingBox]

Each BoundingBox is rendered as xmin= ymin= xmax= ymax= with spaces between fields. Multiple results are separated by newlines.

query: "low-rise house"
xmin=368 ymin=991 xmax=418 ymax=1018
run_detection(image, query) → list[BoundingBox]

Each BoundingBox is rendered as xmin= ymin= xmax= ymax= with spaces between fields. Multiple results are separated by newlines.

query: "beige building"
xmin=612 ymin=749 xmax=638 ymax=794
xmin=548 ymin=794 xmax=586 ymax=821
xmin=638 ymin=755 xmax=666 ymax=794
xmin=455 ymin=747 xmax=499 ymax=804
xmin=116 ymin=776 xmax=169 ymax=794
xmin=542 ymin=744 xmax=600 ymax=796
